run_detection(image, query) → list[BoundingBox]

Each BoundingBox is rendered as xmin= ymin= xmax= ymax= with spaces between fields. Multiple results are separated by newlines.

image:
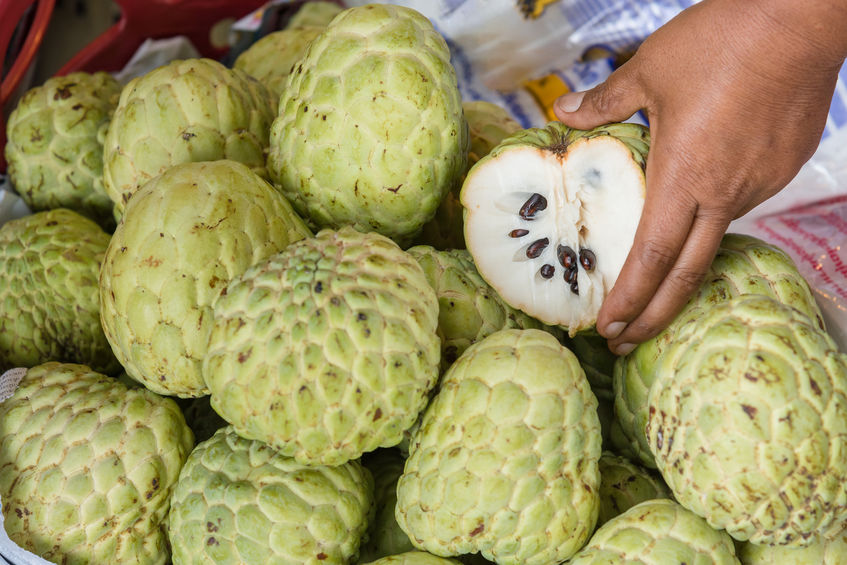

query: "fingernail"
xmin=555 ymin=91 xmax=585 ymax=113
xmin=602 ymin=321 xmax=627 ymax=340
xmin=615 ymin=343 xmax=637 ymax=356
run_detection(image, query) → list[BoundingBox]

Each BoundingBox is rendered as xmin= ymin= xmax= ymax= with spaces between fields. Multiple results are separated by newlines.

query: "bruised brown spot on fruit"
xmin=809 ymin=379 xmax=822 ymax=396
xmin=509 ymin=228 xmax=529 ymax=238
xmin=181 ymin=132 xmax=196 ymax=141
xmin=206 ymin=521 xmax=218 ymax=533
xmin=470 ymin=523 xmax=484 ymax=536
xmin=314 ymin=281 xmax=323 ymax=293
xmin=385 ymin=184 xmax=402 ymax=193
xmin=741 ymin=405 xmax=757 ymax=419
xmin=316 ymin=553 xmax=328 ymax=560
xmin=373 ymin=408 xmax=383 ymax=421
xmin=54 ymin=85 xmax=74 ymax=100
xmin=141 ymin=256 xmax=162 ymax=267
xmin=519 ymin=193 xmax=546 ymax=220
xmin=238 ymin=349 xmax=252 ymax=363
xmin=207 ymin=537 xmax=219 ymax=546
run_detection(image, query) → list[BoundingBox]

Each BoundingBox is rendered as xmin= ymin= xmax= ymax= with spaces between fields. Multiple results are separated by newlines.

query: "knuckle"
xmin=636 ymin=239 xmax=678 ymax=271
xmin=667 ymin=265 xmax=708 ymax=295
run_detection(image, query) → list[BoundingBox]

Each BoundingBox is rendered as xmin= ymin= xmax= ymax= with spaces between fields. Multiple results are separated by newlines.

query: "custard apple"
xmin=461 ymin=122 xmax=649 ymax=335
xmin=406 ymin=245 xmax=560 ymax=370
xmin=362 ymin=552 xmax=463 ymax=565
xmin=234 ymin=27 xmax=323 ymax=100
xmin=360 ymin=449 xmax=415 ymax=562
xmin=569 ymin=333 xmax=617 ymax=402
xmin=0 ymin=362 xmax=193 ymax=564
xmin=168 ymin=426 xmax=373 ymax=565
xmin=396 ymin=328 xmax=601 ymax=564
xmin=646 ymin=295 xmax=847 ymax=546
xmin=5 ymin=72 xmax=121 ymax=230
xmin=99 ymin=160 xmax=311 ymax=397
xmin=417 ymin=101 xmax=521 ymax=250
xmin=102 ymin=58 xmax=276 ymax=215
xmin=738 ymin=527 xmax=847 ymax=564
xmin=267 ymin=4 xmax=468 ymax=244
xmin=596 ymin=452 xmax=670 ymax=527
xmin=203 ymin=226 xmax=441 ymax=465
xmin=286 ymin=1 xmax=343 ymax=28
xmin=568 ymin=499 xmax=740 ymax=564
xmin=614 ymin=232 xmax=826 ymax=468
xmin=0 ymin=208 xmax=119 ymax=374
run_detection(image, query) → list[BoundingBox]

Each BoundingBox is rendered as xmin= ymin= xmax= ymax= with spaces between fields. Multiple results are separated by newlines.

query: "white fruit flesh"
xmin=462 ymin=136 xmax=645 ymax=333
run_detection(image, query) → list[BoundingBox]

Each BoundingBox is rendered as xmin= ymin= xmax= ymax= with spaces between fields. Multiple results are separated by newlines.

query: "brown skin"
xmin=554 ymin=0 xmax=847 ymax=355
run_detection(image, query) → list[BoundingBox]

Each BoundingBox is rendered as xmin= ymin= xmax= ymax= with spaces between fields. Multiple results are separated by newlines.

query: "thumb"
xmin=553 ymin=64 xmax=645 ymax=130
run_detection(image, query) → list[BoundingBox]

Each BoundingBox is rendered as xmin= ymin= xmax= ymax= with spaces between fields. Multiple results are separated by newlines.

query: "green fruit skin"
xmin=203 ymin=227 xmax=441 ymax=466
xmin=5 ymin=72 xmax=121 ymax=231
xmin=362 ymin=551 xmax=463 ymax=565
xmin=102 ymin=58 xmax=276 ymax=216
xmin=0 ymin=209 xmax=120 ymax=374
xmin=396 ymin=329 xmax=601 ymax=565
xmin=415 ymin=101 xmax=521 ymax=251
xmin=568 ymin=499 xmax=740 ymax=564
xmin=360 ymin=449 xmax=416 ymax=562
xmin=0 ymin=362 xmax=194 ymax=564
xmin=613 ymin=233 xmax=826 ymax=469
xmin=268 ymin=4 xmax=469 ymax=244
xmin=647 ymin=295 xmax=847 ymax=547
xmin=596 ymin=452 xmax=671 ymax=528
xmin=739 ymin=528 xmax=847 ymax=564
xmin=99 ymin=160 xmax=311 ymax=397
xmin=234 ymin=27 xmax=324 ymax=100
xmin=168 ymin=426 xmax=374 ymax=565
xmin=407 ymin=246 xmax=562 ymax=371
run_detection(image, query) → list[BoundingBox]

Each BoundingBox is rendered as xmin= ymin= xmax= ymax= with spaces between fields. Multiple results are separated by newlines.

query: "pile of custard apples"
xmin=2 ymin=3 xmax=846 ymax=564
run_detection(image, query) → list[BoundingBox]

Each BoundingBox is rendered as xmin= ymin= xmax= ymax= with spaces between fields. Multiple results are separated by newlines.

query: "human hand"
xmin=554 ymin=0 xmax=847 ymax=355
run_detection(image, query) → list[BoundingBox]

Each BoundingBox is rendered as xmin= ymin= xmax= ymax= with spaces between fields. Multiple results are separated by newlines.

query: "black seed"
xmin=525 ymin=238 xmax=549 ymax=259
xmin=564 ymin=266 xmax=577 ymax=284
xmin=570 ymin=279 xmax=579 ymax=295
xmin=540 ymin=264 xmax=554 ymax=278
xmin=518 ymin=193 xmax=547 ymax=220
xmin=557 ymin=245 xmax=577 ymax=269
xmin=579 ymin=248 xmax=596 ymax=271
xmin=509 ymin=229 xmax=529 ymax=238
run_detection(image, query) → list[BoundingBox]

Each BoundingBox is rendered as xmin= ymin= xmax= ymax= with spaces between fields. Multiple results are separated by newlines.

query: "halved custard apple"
xmin=460 ymin=122 xmax=648 ymax=334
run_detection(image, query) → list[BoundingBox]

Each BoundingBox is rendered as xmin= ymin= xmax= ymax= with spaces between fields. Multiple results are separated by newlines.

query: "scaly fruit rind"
xmin=268 ymin=4 xmax=469 ymax=244
xmin=5 ymin=72 xmax=121 ymax=230
xmin=396 ymin=328 xmax=601 ymax=565
xmin=203 ymin=226 xmax=441 ymax=466
xmin=613 ymin=233 xmax=827 ymax=469
xmin=168 ymin=426 xmax=374 ymax=565
xmin=0 ymin=209 xmax=119 ymax=374
xmin=0 ymin=362 xmax=193 ymax=564
xmin=99 ymin=160 xmax=311 ymax=397
xmin=647 ymin=295 xmax=847 ymax=546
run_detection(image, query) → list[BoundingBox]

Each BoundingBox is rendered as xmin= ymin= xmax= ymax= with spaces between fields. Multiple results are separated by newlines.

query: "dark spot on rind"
xmin=315 ymin=281 xmax=323 ymax=293
xmin=373 ymin=408 xmax=382 ymax=421
xmin=470 ymin=523 xmax=484 ymax=536
xmin=316 ymin=553 xmax=328 ymax=560
xmin=741 ymin=405 xmax=757 ymax=419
